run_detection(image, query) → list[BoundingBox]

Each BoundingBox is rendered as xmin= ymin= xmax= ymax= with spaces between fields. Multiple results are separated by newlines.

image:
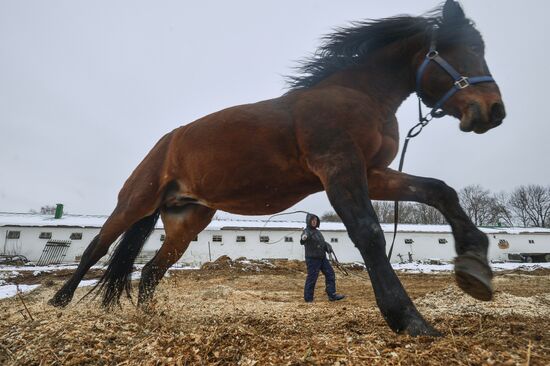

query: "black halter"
xmin=416 ymin=24 xmax=495 ymax=120
xmin=387 ymin=25 xmax=496 ymax=261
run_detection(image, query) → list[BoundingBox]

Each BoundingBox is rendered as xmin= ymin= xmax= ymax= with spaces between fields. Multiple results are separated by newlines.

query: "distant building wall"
xmin=2 ymin=219 xmax=550 ymax=265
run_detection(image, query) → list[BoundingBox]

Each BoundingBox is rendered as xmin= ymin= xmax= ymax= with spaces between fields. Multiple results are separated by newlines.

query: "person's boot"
xmin=328 ymin=293 xmax=345 ymax=301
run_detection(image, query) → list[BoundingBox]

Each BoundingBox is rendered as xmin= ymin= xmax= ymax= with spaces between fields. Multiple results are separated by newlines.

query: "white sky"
xmin=1 ymin=0 xmax=549 ymax=218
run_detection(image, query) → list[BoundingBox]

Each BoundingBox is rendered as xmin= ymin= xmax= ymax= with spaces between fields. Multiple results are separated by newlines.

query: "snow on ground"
xmin=77 ymin=279 xmax=99 ymax=288
xmin=490 ymin=261 xmax=550 ymax=271
xmin=0 ymin=261 xmax=548 ymax=299
xmin=0 ymin=266 xmax=197 ymax=300
xmin=391 ymin=261 xmax=550 ymax=273
xmin=391 ymin=262 xmax=455 ymax=273
xmin=0 ymin=264 xmax=80 ymax=272
xmin=0 ymin=284 xmax=40 ymax=299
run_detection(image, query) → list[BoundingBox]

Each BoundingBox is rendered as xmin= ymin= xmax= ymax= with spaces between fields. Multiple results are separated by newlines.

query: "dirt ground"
xmin=1 ymin=258 xmax=549 ymax=365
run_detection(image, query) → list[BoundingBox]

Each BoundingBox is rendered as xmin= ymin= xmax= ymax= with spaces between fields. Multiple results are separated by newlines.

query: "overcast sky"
xmin=1 ymin=0 xmax=548 ymax=219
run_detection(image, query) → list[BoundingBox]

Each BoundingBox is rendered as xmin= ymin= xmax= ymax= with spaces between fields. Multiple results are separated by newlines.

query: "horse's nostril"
xmin=490 ymin=103 xmax=506 ymax=123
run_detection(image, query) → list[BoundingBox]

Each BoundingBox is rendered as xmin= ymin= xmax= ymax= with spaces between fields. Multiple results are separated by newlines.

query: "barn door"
xmin=36 ymin=240 xmax=71 ymax=265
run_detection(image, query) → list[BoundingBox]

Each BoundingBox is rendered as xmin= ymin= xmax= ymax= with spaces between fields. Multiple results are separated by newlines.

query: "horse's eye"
xmin=470 ymin=45 xmax=482 ymax=54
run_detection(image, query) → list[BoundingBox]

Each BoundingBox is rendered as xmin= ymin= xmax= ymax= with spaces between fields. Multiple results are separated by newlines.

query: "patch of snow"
xmin=169 ymin=266 xmax=200 ymax=271
xmin=392 ymin=262 xmax=454 ymax=273
xmin=0 ymin=264 xmax=107 ymax=272
xmin=391 ymin=261 xmax=550 ymax=274
xmin=0 ymin=264 xmax=76 ymax=272
xmin=0 ymin=284 xmax=40 ymax=299
xmin=490 ymin=262 xmax=550 ymax=271
xmin=77 ymin=279 xmax=98 ymax=288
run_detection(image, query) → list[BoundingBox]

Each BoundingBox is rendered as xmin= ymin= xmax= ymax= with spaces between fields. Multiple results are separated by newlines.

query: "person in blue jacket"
xmin=300 ymin=213 xmax=345 ymax=302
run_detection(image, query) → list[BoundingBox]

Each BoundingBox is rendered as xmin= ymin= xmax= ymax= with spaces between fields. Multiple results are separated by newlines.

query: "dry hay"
xmin=200 ymin=256 xmax=306 ymax=274
xmin=0 ymin=262 xmax=549 ymax=365
xmin=417 ymin=285 xmax=550 ymax=318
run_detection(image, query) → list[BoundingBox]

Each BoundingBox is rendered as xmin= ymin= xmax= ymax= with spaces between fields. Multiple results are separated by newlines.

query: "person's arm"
xmin=300 ymin=230 xmax=308 ymax=245
xmin=325 ymin=242 xmax=333 ymax=253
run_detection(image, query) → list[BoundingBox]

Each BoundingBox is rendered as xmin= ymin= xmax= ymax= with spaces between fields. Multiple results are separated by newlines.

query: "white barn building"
xmin=1 ymin=212 xmax=550 ymax=266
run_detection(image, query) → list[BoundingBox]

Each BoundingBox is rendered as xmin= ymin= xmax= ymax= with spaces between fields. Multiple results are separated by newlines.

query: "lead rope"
xmin=259 ymin=210 xmax=310 ymax=244
xmin=387 ymin=97 xmax=433 ymax=261
xmin=328 ymin=250 xmax=349 ymax=276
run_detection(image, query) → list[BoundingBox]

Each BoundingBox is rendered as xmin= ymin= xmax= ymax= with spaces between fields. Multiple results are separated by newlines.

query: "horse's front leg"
xmin=310 ymin=154 xmax=440 ymax=336
xmin=367 ymin=167 xmax=493 ymax=301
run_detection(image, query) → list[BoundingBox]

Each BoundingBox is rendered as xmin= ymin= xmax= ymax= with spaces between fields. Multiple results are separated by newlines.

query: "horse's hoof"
xmin=404 ymin=318 xmax=442 ymax=337
xmin=454 ymin=253 xmax=493 ymax=301
xmin=48 ymin=293 xmax=72 ymax=308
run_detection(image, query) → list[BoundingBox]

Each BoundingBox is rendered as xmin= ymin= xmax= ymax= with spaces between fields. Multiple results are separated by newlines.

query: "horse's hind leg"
xmin=49 ymin=207 xmax=153 ymax=307
xmin=138 ymin=205 xmax=215 ymax=306
xmin=310 ymin=153 xmax=440 ymax=336
xmin=367 ymin=167 xmax=493 ymax=301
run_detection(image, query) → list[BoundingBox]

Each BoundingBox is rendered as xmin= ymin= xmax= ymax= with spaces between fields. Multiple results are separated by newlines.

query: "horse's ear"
xmin=442 ymin=0 xmax=468 ymax=26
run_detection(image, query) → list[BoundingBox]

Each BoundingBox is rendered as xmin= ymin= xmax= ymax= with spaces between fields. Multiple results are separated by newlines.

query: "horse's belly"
xmin=178 ymin=162 xmax=322 ymax=215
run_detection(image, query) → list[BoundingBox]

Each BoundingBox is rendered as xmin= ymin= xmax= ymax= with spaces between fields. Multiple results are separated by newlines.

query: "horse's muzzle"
xmin=460 ymin=101 xmax=505 ymax=134
xmin=489 ymin=102 xmax=506 ymax=126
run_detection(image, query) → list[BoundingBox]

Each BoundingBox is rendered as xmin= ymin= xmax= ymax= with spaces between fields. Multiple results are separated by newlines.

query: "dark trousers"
xmin=304 ymin=257 xmax=336 ymax=301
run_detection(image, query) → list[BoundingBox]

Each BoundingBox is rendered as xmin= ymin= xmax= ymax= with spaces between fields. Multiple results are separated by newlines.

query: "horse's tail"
xmin=94 ymin=209 xmax=161 ymax=308
xmin=82 ymin=131 xmax=176 ymax=307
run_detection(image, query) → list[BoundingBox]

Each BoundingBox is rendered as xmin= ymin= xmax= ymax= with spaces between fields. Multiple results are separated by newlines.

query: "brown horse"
xmin=50 ymin=0 xmax=505 ymax=336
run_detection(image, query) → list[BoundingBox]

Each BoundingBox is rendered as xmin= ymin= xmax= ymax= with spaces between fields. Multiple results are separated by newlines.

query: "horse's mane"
xmin=288 ymin=6 xmax=479 ymax=90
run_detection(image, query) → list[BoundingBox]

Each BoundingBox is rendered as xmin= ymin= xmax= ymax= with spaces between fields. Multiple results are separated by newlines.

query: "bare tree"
xmin=321 ymin=211 xmax=341 ymax=222
xmin=489 ymin=191 xmax=514 ymax=227
xmin=509 ymin=187 xmax=531 ymax=227
xmin=29 ymin=205 xmax=58 ymax=215
xmin=370 ymin=201 xmax=446 ymax=225
xmin=410 ymin=203 xmax=447 ymax=225
xmin=372 ymin=201 xmax=394 ymax=223
xmin=509 ymin=185 xmax=550 ymax=227
xmin=319 ymin=185 xmax=550 ymax=228
xmin=459 ymin=185 xmax=495 ymax=226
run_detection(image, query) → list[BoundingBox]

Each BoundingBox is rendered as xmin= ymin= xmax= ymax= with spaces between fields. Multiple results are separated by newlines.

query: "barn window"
xmin=259 ymin=236 xmax=269 ymax=243
xmin=70 ymin=232 xmax=83 ymax=240
xmin=192 ymin=236 xmax=198 ymax=242
xmin=404 ymin=239 xmax=414 ymax=244
xmin=284 ymin=236 xmax=293 ymax=242
xmin=528 ymin=239 xmax=535 ymax=244
xmin=7 ymin=231 xmax=20 ymax=239
xmin=236 ymin=236 xmax=246 ymax=242
xmin=39 ymin=232 xmax=52 ymax=239
xmin=160 ymin=234 xmax=165 ymax=242
xmin=330 ymin=238 xmax=338 ymax=243
xmin=438 ymin=238 xmax=448 ymax=244
xmin=212 ymin=235 xmax=222 ymax=242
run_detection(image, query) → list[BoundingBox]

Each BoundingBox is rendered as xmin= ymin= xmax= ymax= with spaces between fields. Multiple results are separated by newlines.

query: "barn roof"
xmin=1 ymin=212 xmax=549 ymax=235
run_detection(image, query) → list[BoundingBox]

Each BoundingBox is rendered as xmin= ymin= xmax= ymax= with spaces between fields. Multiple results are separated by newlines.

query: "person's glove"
xmin=326 ymin=243 xmax=333 ymax=253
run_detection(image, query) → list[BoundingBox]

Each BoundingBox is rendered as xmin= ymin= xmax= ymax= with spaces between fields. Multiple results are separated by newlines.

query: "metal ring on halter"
xmin=454 ymin=76 xmax=470 ymax=89
xmin=431 ymin=109 xmax=446 ymax=118
xmin=427 ymin=50 xmax=439 ymax=59
xmin=407 ymin=122 xmax=425 ymax=138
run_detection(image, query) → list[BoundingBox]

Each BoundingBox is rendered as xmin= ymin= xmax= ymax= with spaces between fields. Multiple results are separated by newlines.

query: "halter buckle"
xmin=455 ymin=77 xmax=470 ymax=89
xmin=427 ymin=50 xmax=439 ymax=59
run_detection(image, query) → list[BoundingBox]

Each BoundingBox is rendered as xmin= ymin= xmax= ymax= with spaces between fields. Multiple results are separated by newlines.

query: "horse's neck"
xmin=317 ymin=37 xmax=424 ymax=115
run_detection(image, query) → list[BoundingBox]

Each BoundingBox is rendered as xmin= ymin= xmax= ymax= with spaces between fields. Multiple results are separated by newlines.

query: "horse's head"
xmin=416 ymin=0 xmax=505 ymax=134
